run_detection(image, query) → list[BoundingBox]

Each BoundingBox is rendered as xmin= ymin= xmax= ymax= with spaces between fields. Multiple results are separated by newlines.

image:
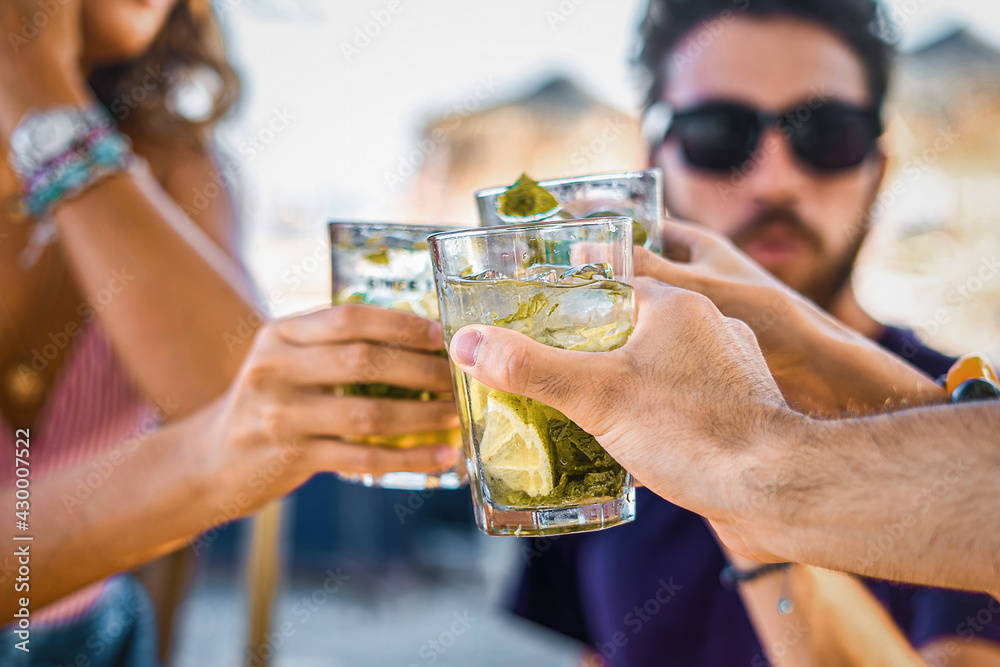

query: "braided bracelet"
xmin=8 ymin=105 xmax=136 ymax=220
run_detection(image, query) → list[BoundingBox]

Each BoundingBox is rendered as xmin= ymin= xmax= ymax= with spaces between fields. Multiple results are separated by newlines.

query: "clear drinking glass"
xmin=329 ymin=222 xmax=464 ymax=490
xmin=429 ymin=218 xmax=636 ymax=536
xmin=474 ymin=168 xmax=664 ymax=252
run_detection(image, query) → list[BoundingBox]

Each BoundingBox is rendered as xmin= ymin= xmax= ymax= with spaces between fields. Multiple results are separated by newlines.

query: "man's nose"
xmin=743 ymin=127 xmax=808 ymax=206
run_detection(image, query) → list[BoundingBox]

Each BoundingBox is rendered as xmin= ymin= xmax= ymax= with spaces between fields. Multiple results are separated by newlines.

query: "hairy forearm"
xmin=1 ymin=405 xmax=239 ymax=619
xmin=54 ymin=169 xmax=260 ymax=414
xmin=749 ymin=403 xmax=1000 ymax=592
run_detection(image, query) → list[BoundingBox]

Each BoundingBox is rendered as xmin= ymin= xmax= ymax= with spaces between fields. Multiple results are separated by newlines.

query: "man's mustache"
xmin=731 ymin=208 xmax=824 ymax=253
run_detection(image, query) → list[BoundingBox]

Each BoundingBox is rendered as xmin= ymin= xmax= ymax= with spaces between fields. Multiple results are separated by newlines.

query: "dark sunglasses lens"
xmin=794 ymin=106 xmax=879 ymax=170
xmin=675 ymin=106 xmax=757 ymax=171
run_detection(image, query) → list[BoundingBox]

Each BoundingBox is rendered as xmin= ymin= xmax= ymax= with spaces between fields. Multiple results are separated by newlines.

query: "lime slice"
xmin=468 ymin=378 xmax=492 ymax=424
xmin=365 ymin=248 xmax=391 ymax=265
xmin=334 ymin=290 xmax=367 ymax=305
xmin=567 ymin=321 xmax=633 ymax=352
xmin=497 ymin=174 xmax=562 ymax=222
xmin=479 ymin=393 xmax=554 ymax=498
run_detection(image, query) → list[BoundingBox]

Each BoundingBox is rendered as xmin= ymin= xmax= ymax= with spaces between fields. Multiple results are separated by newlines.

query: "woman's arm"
xmin=2 ymin=307 xmax=461 ymax=619
xmin=730 ymin=561 xmax=923 ymax=667
xmin=51 ymin=164 xmax=258 ymax=414
xmin=0 ymin=2 xmax=260 ymax=417
xmin=717 ymin=531 xmax=1000 ymax=666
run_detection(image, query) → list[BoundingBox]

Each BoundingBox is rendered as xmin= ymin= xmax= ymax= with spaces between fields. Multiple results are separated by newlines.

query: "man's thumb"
xmin=449 ymin=325 xmax=591 ymax=414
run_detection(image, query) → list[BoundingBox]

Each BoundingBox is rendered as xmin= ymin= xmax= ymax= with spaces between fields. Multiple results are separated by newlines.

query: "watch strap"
xmin=939 ymin=354 xmax=1000 ymax=403
xmin=8 ymin=105 xmax=114 ymax=180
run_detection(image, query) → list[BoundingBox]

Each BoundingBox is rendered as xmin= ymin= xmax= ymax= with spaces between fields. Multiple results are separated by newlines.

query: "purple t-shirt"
xmin=511 ymin=327 xmax=1000 ymax=666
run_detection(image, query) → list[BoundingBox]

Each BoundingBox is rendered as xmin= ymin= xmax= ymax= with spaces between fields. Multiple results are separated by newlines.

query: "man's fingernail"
xmin=427 ymin=320 xmax=444 ymax=342
xmin=451 ymin=329 xmax=482 ymax=366
xmin=436 ymin=447 xmax=457 ymax=465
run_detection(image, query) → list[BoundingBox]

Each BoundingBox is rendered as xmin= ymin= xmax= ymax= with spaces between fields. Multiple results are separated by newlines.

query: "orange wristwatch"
xmin=941 ymin=354 xmax=1000 ymax=403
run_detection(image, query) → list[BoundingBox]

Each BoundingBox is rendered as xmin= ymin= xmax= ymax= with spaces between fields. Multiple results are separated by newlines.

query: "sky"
xmin=211 ymin=0 xmax=1000 ymax=314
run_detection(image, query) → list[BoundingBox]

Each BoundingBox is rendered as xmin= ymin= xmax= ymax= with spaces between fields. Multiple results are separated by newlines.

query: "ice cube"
xmin=465 ymin=268 xmax=506 ymax=282
xmin=544 ymin=284 xmax=622 ymax=329
xmin=525 ymin=263 xmax=563 ymax=283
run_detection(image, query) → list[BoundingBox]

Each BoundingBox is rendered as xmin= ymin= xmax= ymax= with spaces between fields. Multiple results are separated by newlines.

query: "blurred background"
xmin=169 ymin=1 xmax=1000 ymax=665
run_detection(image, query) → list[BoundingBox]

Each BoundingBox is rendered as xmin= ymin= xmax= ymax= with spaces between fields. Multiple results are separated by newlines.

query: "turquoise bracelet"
xmin=23 ymin=130 xmax=134 ymax=219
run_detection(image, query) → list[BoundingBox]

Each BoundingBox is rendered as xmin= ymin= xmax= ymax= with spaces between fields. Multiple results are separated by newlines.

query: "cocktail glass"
xmin=474 ymin=168 xmax=664 ymax=252
xmin=429 ymin=217 xmax=636 ymax=536
xmin=329 ymin=222 xmax=463 ymax=490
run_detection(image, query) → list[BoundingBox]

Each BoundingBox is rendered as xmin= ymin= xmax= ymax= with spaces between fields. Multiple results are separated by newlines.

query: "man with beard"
xmin=508 ymin=1 xmax=1000 ymax=665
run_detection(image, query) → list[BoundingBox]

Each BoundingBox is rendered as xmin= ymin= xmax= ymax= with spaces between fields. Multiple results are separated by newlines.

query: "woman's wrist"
xmin=195 ymin=392 xmax=312 ymax=521
xmin=721 ymin=561 xmax=791 ymax=587
xmin=0 ymin=61 xmax=92 ymax=135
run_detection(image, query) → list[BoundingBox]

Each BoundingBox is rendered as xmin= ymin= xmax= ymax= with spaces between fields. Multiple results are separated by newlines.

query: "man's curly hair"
xmin=637 ymin=0 xmax=896 ymax=110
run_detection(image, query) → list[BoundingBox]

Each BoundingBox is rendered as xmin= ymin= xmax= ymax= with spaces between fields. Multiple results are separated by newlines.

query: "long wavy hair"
xmin=87 ymin=0 xmax=241 ymax=147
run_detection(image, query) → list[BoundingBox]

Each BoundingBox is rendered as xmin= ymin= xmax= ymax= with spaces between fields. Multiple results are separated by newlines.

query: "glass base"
xmin=336 ymin=470 xmax=464 ymax=491
xmin=476 ymin=488 xmax=635 ymax=537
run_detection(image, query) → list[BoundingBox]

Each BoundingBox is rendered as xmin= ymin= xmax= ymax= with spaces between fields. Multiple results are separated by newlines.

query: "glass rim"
xmin=328 ymin=221 xmax=456 ymax=236
xmin=473 ymin=167 xmax=663 ymax=200
xmin=427 ymin=216 xmax=632 ymax=244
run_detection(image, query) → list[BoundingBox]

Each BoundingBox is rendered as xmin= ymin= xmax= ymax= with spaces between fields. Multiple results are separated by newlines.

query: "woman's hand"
xmin=639 ymin=221 xmax=944 ymax=414
xmin=0 ymin=0 xmax=89 ymax=135
xmin=204 ymin=305 xmax=461 ymax=503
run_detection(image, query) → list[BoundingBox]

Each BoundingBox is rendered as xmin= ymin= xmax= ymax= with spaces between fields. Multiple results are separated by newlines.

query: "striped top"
xmin=1 ymin=324 xmax=157 ymax=626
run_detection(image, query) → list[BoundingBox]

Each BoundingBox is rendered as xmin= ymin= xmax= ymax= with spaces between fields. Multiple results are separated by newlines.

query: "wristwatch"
xmin=940 ymin=354 xmax=1000 ymax=403
xmin=8 ymin=105 xmax=114 ymax=179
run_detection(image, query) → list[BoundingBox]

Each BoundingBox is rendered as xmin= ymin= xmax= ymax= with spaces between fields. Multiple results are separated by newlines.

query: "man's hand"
xmin=638 ymin=222 xmax=944 ymax=414
xmin=448 ymin=277 xmax=794 ymax=558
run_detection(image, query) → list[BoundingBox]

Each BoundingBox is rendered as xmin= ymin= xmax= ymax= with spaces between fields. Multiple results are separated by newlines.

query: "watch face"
xmin=34 ymin=115 xmax=77 ymax=158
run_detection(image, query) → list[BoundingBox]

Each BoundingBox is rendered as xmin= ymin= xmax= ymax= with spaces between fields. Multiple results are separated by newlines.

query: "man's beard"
xmin=729 ymin=205 xmax=867 ymax=309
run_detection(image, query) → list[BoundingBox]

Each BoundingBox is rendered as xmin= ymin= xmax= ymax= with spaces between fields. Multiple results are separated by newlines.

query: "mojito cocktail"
xmin=329 ymin=222 xmax=463 ymax=489
xmin=430 ymin=218 xmax=636 ymax=536
xmin=475 ymin=168 xmax=664 ymax=251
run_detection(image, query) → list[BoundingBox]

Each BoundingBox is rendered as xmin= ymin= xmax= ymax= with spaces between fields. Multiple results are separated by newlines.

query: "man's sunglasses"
xmin=642 ymin=100 xmax=883 ymax=173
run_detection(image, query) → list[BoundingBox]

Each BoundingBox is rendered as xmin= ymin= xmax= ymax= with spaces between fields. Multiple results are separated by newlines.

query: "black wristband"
xmin=951 ymin=378 xmax=1000 ymax=403
xmin=720 ymin=562 xmax=790 ymax=589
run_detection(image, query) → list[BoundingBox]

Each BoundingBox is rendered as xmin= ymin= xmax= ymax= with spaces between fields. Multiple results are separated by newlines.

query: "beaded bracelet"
xmin=21 ymin=129 xmax=134 ymax=219
xmin=7 ymin=105 xmax=136 ymax=221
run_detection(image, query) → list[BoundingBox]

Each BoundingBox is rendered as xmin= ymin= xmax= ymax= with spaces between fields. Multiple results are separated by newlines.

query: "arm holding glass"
xmin=1 ymin=307 xmax=460 ymax=620
xmin=641 ymin=223 xmax=1000 ymax=663
xmin=447 ymin=278 xmax=1000 ymax=598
